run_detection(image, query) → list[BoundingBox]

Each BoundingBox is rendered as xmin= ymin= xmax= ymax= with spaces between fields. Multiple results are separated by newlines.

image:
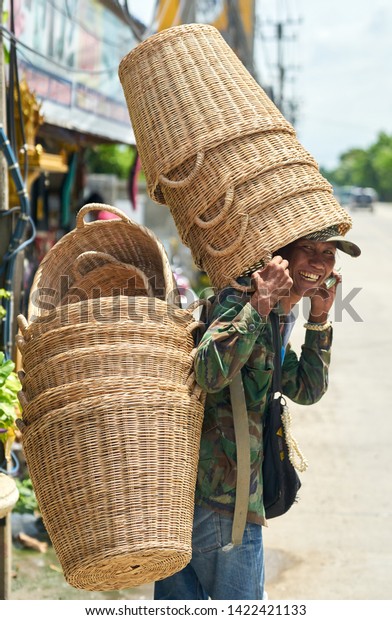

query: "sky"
xmin=128 ymin=0 xmax=392 ymax=169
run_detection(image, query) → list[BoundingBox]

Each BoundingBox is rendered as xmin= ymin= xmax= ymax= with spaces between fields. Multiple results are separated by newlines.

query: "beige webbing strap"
xmin=229 ymin=372 xmax=250 ymax=545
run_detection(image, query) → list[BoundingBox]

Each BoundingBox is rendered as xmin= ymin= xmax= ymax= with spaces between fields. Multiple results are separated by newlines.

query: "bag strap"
xmin=270 ymin=311 xmax=282 ymax=394
xmin=229 ymin=372 xmax=251 ymax=545
xmin=230 ymin=311 xmax=282 ymax=545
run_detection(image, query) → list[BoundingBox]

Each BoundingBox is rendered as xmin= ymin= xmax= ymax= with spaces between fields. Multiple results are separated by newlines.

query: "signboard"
xmin=10 ymin=0 xmax=137 ymax=143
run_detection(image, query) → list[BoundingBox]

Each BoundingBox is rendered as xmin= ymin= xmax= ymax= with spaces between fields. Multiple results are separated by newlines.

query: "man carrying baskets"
xmin=155 ymin=227 xmax=360 ymax=600
xmin=117 ymin=21 xmax=361 ymax=601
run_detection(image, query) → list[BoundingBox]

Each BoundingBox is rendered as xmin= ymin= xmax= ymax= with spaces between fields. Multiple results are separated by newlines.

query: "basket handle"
xmin=205 ymin=214 xmax=249 ymax=258
xmin=184 ymin=299 xmax=212 ymax=334
xmin=185 ymin=298 xmax=212 ymax=315
xmin=15 ymin=334 xmax=26 ymax=353
xmin=158 ymin=151 xmax=205 ymax=189
xmin=71 ymin=251 xmax=121 ymax=279
xmin=193 ymin=186 xmax=234 ymax=230
xmin=17 ymin=390 xmax=28 ymax=410
xmin=17 ymin=314 xmax=29 ymax=337
xmin=17 ymin=370 xmax=26 ymax=383
xmin=76 ymin=203 xmax=125 ymax=228
xmin=16 ymin=418 xmax=27 ymax=433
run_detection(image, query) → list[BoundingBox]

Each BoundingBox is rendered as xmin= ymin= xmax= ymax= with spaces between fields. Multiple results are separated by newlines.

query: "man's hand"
xmin=307 ymin=269 xmax=342 ymax=323
xmin=250 ymin=256 xmax=293 ymax=317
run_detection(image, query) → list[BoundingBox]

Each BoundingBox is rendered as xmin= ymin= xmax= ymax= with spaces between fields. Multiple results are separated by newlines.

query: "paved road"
xmin=263 ymin=203 xmax=392 ymax=600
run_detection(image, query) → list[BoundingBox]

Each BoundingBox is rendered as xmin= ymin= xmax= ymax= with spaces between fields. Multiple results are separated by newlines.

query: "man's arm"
xmin=282 ymin=327 xmax=333 ymax=405
xmin=194 ymin=287 xmax=267 ymax=393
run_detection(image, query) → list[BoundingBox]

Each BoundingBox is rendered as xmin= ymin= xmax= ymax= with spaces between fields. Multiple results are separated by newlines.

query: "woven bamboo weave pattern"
xmin=21 ymin=344 xmax=193 ymax=401
xmin=60 ymin=257 xmax=154 ymax=305
xmin=170 ymin=161 xmax=330 ymax=246
xmin=28 ymin=204 xmax=178 ymax=320
xmin=156 ymin=129 xmax=318 ymax=208
xmin=21 ymin=389 xmax=204 ymax=589
xmin=118 ymin=23 xmax=295 ymax=202
xmin=17 ymin=320 xmax=193 ymax=373
xmin=21 ymin=296 xmax=195 ymax=341
xmin=20 ymin=378 xmax=195 ymax=425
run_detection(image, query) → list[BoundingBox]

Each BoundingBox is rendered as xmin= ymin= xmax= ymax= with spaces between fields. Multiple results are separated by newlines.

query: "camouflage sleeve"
xmin=194 ymin=287 xmax=268 ymax=393
xmin=282 ymin=326 xmax=333 ymax=405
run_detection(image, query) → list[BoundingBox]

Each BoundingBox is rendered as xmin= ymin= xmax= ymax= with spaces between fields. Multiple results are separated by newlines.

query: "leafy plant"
xmin=0 ymin=350 xmax=22 ymax=456
xmin=0 ymin=288 xmax=10 ymax=320
xmin=14 ymin=477 xmax=38 ymax=514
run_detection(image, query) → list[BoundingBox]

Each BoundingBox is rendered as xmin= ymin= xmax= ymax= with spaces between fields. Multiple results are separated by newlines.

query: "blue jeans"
xmin=154 ymin=505 xmax=265 ymax=600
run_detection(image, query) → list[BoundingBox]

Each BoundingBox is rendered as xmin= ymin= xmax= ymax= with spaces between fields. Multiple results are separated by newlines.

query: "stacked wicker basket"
xmin=119 ymin=23 xmax=352 ymax=289
xmin=16 ymin=204 xmax=205 ymax=591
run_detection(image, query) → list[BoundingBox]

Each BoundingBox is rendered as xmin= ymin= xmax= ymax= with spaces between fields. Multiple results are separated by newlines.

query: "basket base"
xmin=64 ymin=549 xmax=191 ymax=591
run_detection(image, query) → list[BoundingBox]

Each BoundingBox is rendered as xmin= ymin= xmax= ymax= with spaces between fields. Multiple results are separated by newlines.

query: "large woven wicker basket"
xmin=20 ymin=385 xmax=204 ymax=590
xmin=28 ymin=203 xmax=179 ymax=321
xmin=16 ymin=208 xmax=208 ymax=590
xmin=119 ymin=23 xmax=294 ymax=203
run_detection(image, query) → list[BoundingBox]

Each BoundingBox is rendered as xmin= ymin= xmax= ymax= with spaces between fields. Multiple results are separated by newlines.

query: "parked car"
xmin=349 ymin=187 xmax=376 ymax=212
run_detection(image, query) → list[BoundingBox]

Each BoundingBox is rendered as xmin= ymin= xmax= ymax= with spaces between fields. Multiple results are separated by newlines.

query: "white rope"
xmin=281 ymin=401 xmax=309 ymax=473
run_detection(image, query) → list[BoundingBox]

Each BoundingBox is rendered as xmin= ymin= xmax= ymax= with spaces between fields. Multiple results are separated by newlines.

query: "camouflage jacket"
xmin=194 ymin=285 xmax=333 ymax=525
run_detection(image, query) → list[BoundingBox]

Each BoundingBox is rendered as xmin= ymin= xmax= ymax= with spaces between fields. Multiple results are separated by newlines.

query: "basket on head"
xmin=20 ymin=383 xmax=204 ymax=590
xmin=28 ymin=204 xmax=179 ymax=322
xmin=160 ymin=132 xmax=320 ymax=243
xmin=183 ymin=165 xmax=353 ymax=289
xmin=118 ymin=23 xmax=295 ymax=203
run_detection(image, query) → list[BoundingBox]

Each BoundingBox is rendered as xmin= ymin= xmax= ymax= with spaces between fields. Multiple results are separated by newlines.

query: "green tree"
xmin=323 ymin=132 xmax=392 ymax=201
xmin=368 ymin=133 xmax=392 ymax=201
xmin=85 ymin=144 xmax=137 ymax=180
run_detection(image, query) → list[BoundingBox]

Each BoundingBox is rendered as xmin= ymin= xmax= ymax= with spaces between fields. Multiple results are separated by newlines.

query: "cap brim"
xmin=327 ymin=235 xmax=361 ymax=257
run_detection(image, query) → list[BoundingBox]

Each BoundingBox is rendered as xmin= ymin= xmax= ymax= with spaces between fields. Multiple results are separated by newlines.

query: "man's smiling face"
xmin=287 ymin=239 xmax=337 ymax=298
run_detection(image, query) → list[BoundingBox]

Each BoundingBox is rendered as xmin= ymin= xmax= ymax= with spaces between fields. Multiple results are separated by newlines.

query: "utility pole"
xmin=276 ymin=20 xmax=284 ymax=111
xmin=256 ymin=4 xmax=301 ymax=124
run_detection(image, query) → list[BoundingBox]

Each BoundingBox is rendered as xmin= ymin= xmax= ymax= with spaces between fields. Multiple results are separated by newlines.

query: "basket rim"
xmin=28 ymin=204 xmax=180 ymax=320
xmin=118 ymin=23 xmax=221 ymax=71
xmin=21 ymin=382 xmax=204 ymax=432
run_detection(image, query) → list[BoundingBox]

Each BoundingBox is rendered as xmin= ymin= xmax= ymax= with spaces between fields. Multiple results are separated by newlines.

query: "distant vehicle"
xmin=349 ymin=187 xmax=376 ymax=212
xmin=333 ymin=185 xmax=354 ymax=206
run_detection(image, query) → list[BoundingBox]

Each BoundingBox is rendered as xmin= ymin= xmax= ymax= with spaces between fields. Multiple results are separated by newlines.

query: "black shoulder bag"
xmin=262 ymin=312 xmax=303 ymax=519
